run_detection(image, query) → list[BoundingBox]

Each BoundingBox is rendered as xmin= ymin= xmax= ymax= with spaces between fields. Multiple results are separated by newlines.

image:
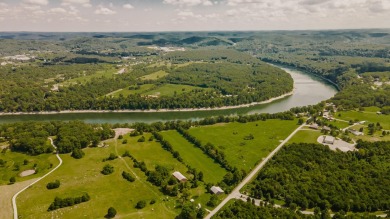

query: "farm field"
xmin=188 ymin=119 xmax=299 ymax=172
xmin=0 ymin=149 xmax=58 ymax=185
xmin=139 ymin=70 xmax=169 ymax=81
xmin=288 ymin=130 xmax=322 ymax=144
xmin=161 ymin=130 xmax=227 ymax=184
xmin=17 ymin=140 xmax=179 ymax=219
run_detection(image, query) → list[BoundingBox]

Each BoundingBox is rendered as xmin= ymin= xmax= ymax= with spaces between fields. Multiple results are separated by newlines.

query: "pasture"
xmin=139 ymin=70 xmax=169 ymax=81
xmin=188 ymin=119 xmax=299 ymax=172
xmin=143 ymin=84 xmax=210 ymax=97
xmin=288 ymin=130 xmax=322 ymax=144
xmin=0 ymin=149 xmax=58 ymax=185
xmin=106 ymin=84 xmax=155 ymax=98
xmin=17 ymin=139 xmax=179 ymax=219
xmin=161 ymin=130 xmax=227 ymax=183
xmin=337 ymin=109 xmax=390 ymax=130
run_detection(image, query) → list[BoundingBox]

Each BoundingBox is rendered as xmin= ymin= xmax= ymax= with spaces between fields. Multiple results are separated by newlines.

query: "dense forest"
xmin=214 ymin=200 xmax=384 ymax=219
xmin=0 ymin=49 xmax=292 ymax=112
xmin=0 ymin=121 xmax=114 ymax=155
xmin=248 ymin=142 xmax=390 ymax=213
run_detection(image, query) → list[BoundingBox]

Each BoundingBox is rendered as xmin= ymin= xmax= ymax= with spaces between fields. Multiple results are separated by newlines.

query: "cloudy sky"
xmin=0 ymin=0 xmax=389 ymax=32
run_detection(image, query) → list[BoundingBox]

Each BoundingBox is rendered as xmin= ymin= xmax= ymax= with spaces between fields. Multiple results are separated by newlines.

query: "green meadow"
xmin=161 ymin=130 xmax=227 ymax=184
xmin=143 ymin=84 xmax=210 ymax=97
xmin=0 ymin=150 xmax=58 ymax=185
xmin=139 ymin=70 xmax=169 ymax=81
xmin=288 ymin=130 xmax=322 ymax=144
xmin=337 ymin=109 xmax=390 ymax=130
xmin=188 ymin=119 xmax=299 ymax=172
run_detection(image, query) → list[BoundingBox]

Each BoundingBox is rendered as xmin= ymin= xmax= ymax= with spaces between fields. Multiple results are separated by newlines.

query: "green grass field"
xmin=0 ymin=149 xmax=58 ymax=185
xmin=143 ymin=84 xmax=210 ymax=97
xmin=337 ymin=110 xmax=390 ymax=130
xmin=106 ymin=84 xmax=155 ymax=98
xmin=61 ymin=66 xmax=116 ymax=86
xmin=188 ymin=119 xmax=299 ymax=172
xmin=161 ymin=130 xmax=227 ymax=184
xmin=17 ymin=139 xmax=180 ymax=219
xmin=139 ymin=70 xmax=169 ymax=81
xmin=117 ymin=133 xmax=188 ymax=173
xmin=288 ymin=130 xmax=322 ymax=144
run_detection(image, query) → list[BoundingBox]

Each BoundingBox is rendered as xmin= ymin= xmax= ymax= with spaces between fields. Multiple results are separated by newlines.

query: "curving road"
xmin=205 ymin=123 xmax=306 ymax=219
xmin=12 ymin=138 xmax=63 ymax=219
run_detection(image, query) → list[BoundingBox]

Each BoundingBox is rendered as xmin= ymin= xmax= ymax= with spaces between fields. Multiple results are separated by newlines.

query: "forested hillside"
xmin=247 ymin=142 xmax=390 ymax=213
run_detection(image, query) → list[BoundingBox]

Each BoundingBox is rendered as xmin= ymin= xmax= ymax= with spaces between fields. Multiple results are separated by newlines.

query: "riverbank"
xmin=0 ymin=90 xmax=294 ymax=116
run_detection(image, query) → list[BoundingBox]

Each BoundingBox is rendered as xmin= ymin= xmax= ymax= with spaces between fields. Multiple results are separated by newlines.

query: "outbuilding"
xmin=210 ymin=186 xmax=224 ymax=195
xmin=323 ymin=135 xmax=335 ymax=144
xmin=172 ymin=171 xmax=187 ymax=182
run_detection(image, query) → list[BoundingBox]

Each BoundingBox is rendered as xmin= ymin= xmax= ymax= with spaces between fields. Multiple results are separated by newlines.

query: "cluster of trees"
xmin=249 ymin=142 xmax=390 ymax=213
xmin=48 ymin=193 xmax=90 ymax=211
xmin=0 ymin=121 xmax=114 ymax=156
xmin=214 ymin=200 xmax=314 ymax=219
xmin=176 ymin=127 xmax=231 ymax=171
xmin=46 ymin=180 xmax=60 ymax=190
xmin=121 ymin=171 xmax=135 ymax=182
xmin=101 ymin=164 xmax=114 ymax=175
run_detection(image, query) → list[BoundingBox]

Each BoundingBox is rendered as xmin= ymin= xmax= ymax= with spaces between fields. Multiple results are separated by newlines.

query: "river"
xmin=0 ymin=66 xmax=337 ymax=124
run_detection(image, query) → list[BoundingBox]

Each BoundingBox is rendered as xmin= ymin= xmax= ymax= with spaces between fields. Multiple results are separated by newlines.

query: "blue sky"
xmin=0 ymin=0 xmax=389 ymax=31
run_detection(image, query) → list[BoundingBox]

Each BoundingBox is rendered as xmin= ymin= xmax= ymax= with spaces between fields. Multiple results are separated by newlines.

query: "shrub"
xmin=9 ymin=176 xmax=16 ymax=184
xmin=122 ymin=171 xmax=135 ymax=182
xmin=137 ymin=136 xmax=145 ymax=142
xmin=46 ymin=180 xmax=61 ymax=190
xmin=71 ymin=148 xmax=85 ymax=159
xmin=101 ymin=164 xmax=114 ymax=175
xmin=135 ymin=200 xmax=147 ymax=209
xmin=106 ymin=207 xmax=117 ymax=218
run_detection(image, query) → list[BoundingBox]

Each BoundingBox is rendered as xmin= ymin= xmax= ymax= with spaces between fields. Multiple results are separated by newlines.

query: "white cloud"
xmin=123 ymin=4 xmax=134 ymax=9
xmin=227 ymin=0 xmax=263 ymax=6
xmin=24 ymin=0 xmax=48 ymax=6
xmin=62 ymin=0 xmax=91 ymax=8
xmin=23 ymin=5 xmax=41 ymax=10
xmin=95 ymin=6 xmax=116 ymax=15
xmin=48 ymin=8 xmax=67 ymax=13
xmin=163 ymin=0 xmax=214 ymax=7
xmin=369 ymin=0 xmax=390 ymax=12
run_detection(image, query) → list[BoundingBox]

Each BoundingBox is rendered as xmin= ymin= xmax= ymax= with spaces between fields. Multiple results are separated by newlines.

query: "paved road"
xmin=205 ymin=123 xmax=306 ymax=219
xmin=12 ymin=138 xmax=63 ymax=219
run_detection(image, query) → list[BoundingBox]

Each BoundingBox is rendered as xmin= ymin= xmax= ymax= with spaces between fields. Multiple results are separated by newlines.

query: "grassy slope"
xmin=17 ymin=138 xmax=180 ymax=219
xmin=0 ymin=149 xmax=58 ymax=185
xmin=107 ymin=84 xmax=155 ymax=98
xmin=139 ymin=70 xmax=169 ymax=81
xmin=188 ymin=119 xmax=298 ymax=172
xmin=161 ymin=130 xmax=227 ymax=184
xmin=337 ymin=110 xmax=390 ymax=130
xmin=143 ymin=84 xmax=210 ymax=97
xmin=60 ymin=65 xmax=116 ymax=86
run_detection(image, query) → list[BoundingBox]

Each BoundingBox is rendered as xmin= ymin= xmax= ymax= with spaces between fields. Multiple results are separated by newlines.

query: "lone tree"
xmin=9 ymin=176 xmax=16 ymax=184
xmin=106 ymin=207 xmax=117 ymax=218
xmin=135 ymin=200 xmax=146 ymax=209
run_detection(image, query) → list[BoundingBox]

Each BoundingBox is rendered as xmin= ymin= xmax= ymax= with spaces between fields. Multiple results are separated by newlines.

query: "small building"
xmin=322 ymin=126 xmax=331 ymax=132
xmin=348 ymin=129 xmax=364 ymax=136
xmin=210 ymin=186 xmax=224 ymax=195
xmin=309 ymin=123 xmax=319 ymax=130
xmin=323 ymin=135 xmax=335 ymax=144
xmin=172 ymin=171 xmax=187 ymax=182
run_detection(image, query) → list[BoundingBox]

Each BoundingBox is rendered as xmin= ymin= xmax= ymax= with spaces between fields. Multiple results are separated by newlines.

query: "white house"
xmin=172 ymin=171 xmax=187 ymax=182
xmin=210 ymin=186 xmax=224 ymax=195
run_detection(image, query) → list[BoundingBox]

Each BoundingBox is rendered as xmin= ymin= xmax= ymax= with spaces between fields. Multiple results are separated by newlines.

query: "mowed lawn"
xmin=161 ymin=130 xmax=227 ymax=184
xmin=0 ymin=149 xmax=58 ymax=185
xmin=117 ymin=133 xmax=188 ymax=174
xmin=139 ymin=70 xmax=169 ymax=81
xmin=17 ymin=140 xmax=178 ymax=219
xmin=188 ymin=119 xmax=299 ymax=172
xmin=337 ymin=109 xmax=390 ymax=130
xmin=288 ymin=130 xmax=322 ymax=144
